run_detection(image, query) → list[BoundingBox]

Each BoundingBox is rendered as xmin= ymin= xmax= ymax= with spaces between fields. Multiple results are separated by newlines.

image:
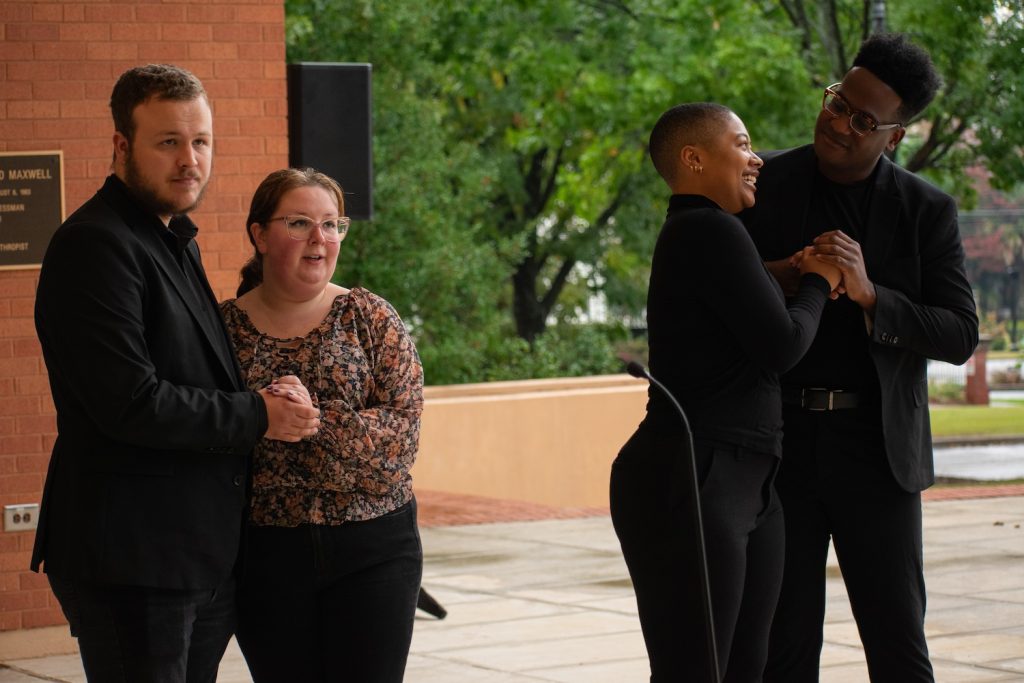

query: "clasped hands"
xmin=773 ymin=230 xmax=878 ymax=314
xmin=259 ymin=375 xmax=321 ymax=442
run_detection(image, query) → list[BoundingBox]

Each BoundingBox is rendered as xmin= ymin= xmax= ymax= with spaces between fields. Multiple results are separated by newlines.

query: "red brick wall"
xmin=0 ymin=0 xmax=288 ymax=631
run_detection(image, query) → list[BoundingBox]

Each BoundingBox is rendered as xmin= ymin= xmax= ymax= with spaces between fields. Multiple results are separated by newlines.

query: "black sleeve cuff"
xmin=800 ymin=272 xmax=831 ymax=296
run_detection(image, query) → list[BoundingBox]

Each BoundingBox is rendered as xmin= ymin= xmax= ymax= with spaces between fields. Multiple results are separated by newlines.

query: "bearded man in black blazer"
xmin=741 ymin=35 xmax=978 ymax=681
xmin=32 ymin=64 xmax=321 ymax=682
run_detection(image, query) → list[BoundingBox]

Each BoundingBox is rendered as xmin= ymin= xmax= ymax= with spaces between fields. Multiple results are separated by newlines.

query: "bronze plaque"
xmin=0 ymin=151 xmax=65 ymax=270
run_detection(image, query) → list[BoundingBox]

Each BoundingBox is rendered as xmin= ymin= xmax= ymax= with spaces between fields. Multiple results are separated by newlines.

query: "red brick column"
xmin=965 ymin=335 xmax=992 ymax=405
xmin=0 ymin=0 xmax=288 ymax=631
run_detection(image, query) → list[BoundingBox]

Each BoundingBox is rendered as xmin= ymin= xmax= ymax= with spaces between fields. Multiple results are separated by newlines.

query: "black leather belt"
xmin=782 ymin=386 xmax=861 ymax=411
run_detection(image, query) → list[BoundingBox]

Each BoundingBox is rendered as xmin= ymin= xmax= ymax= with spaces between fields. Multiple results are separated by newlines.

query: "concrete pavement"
xmin=2 ymin=492 xmax=1023 ymax=682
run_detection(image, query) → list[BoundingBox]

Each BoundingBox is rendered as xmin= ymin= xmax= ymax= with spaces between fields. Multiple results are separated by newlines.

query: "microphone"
xmin=626 ymin=361 xmax=721 ymax=683
xmin=624 ymin=360 xmax=646 ymax=379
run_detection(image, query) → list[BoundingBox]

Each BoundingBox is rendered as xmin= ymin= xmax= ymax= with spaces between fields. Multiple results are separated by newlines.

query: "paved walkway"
xmin=1 ymin=488 xmax=1023 ymax=682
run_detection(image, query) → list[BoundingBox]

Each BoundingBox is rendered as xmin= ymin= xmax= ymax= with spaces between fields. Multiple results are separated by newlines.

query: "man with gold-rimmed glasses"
xmin=821 ymin=83 xmax=905 ymax=137
xmin=741 ymin=33 xmax=978 ymax=682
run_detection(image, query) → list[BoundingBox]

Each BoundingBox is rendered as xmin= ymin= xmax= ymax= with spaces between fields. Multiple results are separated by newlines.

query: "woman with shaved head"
xmin=611 ymin=103 xmax=840 ymax=681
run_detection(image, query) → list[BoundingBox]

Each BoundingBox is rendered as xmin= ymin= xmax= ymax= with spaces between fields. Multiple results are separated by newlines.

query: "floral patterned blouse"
xmin=221 ymin=287 xmax=423 ymax=527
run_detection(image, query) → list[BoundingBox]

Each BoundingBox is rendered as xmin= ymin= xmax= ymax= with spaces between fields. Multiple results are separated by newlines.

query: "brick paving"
xmin=417 ymin=490 xmax=608 ymax=528
xmin=923 ymin=482 xmax=1024 ymax=501
xmin=417 ymin=482 xmax=1024 ymax=528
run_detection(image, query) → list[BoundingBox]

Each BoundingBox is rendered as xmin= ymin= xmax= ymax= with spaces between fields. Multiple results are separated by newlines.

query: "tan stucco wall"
xmin=413 ymin=375 xmax=648 ymax=508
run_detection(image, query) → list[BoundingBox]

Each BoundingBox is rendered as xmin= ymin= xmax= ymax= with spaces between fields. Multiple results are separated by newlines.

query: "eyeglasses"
xmin=822 ymin=84 xmax=903 ymax=137
xmin=265 ymin=215 xmax=350 ymax=243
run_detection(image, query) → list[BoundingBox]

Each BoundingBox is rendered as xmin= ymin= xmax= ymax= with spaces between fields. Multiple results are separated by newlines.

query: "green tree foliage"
xmin=285 ymin=0 xmax=1023 ymax=383
xmin=286 ymin=2 xmax=514 ymax=384
xmin=424 ymin=1 xmax=816 ymax=343
xmin=894 ymin=0 xmax=1024 ymax=201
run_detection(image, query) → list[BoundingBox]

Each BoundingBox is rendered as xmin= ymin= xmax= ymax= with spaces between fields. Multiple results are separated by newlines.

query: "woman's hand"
xmin=797 ymin=246 xmax=843 ymax=292
xmin=265 ymin=375 xmax=316 ymax=407
xmin=258 ymin=376 xmax=320 ymax=442
xmin=766 ymin=255 xmax=802 ymax=297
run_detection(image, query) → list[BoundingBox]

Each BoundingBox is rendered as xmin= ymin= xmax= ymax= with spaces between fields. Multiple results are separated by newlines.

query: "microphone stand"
xmin=417 ymin=586 xmax=447 ymax=619
xmin=626 ymin=361 xmax=721 ymax=683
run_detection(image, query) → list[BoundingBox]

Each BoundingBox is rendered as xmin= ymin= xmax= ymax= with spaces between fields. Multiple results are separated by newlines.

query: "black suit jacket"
xmin=32 ymin=175 xmax=267 ymax=590
xmin=741 ymin=146 xmax=978 ymax=492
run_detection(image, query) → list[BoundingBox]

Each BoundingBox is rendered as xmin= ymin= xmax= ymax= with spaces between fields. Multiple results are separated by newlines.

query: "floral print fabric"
xmin=221 ymin=287 xmax=423 ymax=526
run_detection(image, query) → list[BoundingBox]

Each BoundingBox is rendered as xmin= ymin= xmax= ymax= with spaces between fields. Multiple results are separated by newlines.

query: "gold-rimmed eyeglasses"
xmin=265 ymin=215 xmax=350 ymax=243
xmin=822 ymin=84 xmax=903 ymax=137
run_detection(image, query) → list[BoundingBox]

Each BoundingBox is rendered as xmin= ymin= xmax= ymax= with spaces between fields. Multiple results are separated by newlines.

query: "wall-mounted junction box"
xmin=4 ymin=504 xmax=39 ymax=532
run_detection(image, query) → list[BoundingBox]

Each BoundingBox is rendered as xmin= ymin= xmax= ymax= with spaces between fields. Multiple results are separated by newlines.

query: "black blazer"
xmin=32 ymin=175 xmax=266 ymax=590
xmin=741 ymin=146 xmax=979 ymax=492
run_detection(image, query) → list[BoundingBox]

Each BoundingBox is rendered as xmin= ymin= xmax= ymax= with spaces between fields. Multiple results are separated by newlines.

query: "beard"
xmin=123 ymin=148 xmax=210 ymax=219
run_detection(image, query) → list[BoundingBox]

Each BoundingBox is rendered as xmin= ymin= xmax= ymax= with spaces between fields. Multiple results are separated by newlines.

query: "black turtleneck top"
xmin=641 ymin=194 xmax=830 ymax=456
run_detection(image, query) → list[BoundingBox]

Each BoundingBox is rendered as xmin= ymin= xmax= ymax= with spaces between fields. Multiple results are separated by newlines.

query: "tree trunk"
xmin=512 ymin=257 xmax=546 ymax=345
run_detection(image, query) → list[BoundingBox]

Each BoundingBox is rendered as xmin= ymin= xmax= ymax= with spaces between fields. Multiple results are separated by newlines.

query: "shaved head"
xmin=649 ymin=102 xmax=735 ymax=185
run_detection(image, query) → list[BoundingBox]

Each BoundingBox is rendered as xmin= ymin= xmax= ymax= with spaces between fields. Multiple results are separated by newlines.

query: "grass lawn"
xmin=930 ymin=403 xmax=1024 ymax=437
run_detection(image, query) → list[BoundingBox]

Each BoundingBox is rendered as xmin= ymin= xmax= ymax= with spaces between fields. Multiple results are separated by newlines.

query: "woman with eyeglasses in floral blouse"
xmin=220 ymin=167 xmax=424 ymax=683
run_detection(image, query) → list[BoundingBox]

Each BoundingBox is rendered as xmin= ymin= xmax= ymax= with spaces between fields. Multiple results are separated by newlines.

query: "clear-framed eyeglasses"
xmin=266 ymin=215 xmax=350 ymax=243
xmin=822 ymin=84 xmax=903 ymax=137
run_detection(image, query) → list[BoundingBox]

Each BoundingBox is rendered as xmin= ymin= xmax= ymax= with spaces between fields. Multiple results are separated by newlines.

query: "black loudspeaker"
xmin=287 ymin=62 xmax=373 ymax=221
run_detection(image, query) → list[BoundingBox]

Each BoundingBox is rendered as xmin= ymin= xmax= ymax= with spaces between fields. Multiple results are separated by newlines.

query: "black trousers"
xmin=236 ymin=499 xmax=423 ymax=683
xmin=611 ymin=431 xmax=784 ymax=682
xmin=48 ymin=573 xmax=235 ymax=683
xmin=764 ymin=405 xmax=933 ymax=683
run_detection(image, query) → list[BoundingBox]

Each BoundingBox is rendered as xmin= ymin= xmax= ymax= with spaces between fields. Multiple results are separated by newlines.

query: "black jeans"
xmin=236 ymin=498 xmax=423 ymax=683
xmin=611 ymin=432 xmax=784 ymax=683
xmin=47 ymin=573 xmax=235 ymax=683
xmin=764 ymin=405 xmax=933 ymax=683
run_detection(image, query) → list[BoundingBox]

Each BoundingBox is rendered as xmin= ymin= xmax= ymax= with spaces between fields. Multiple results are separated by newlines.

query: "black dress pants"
xmin=48 ymin=573 xmax=236 ymax=683
xmin=764 ymin=405 xmax=934 ymax=683
xmin=236 ymin=499 xmax=423 ymax=683
xmin=611 ymin=431 xmax=784 ymax=682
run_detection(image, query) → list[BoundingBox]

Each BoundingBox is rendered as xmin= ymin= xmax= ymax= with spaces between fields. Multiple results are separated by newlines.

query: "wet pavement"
xmin=936 ymin=443 xmax=1024 ymax=481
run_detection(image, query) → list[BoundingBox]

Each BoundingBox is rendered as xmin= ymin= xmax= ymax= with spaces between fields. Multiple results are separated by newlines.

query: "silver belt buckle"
xmin=803 ymin=387 xmax=836 ymax=411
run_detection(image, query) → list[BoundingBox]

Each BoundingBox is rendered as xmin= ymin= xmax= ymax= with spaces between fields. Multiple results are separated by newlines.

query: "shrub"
xmin=928 ymin=381 xmax=965 ymax=405
xmin=991 ymin=363 xmax=1023 ymax=385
